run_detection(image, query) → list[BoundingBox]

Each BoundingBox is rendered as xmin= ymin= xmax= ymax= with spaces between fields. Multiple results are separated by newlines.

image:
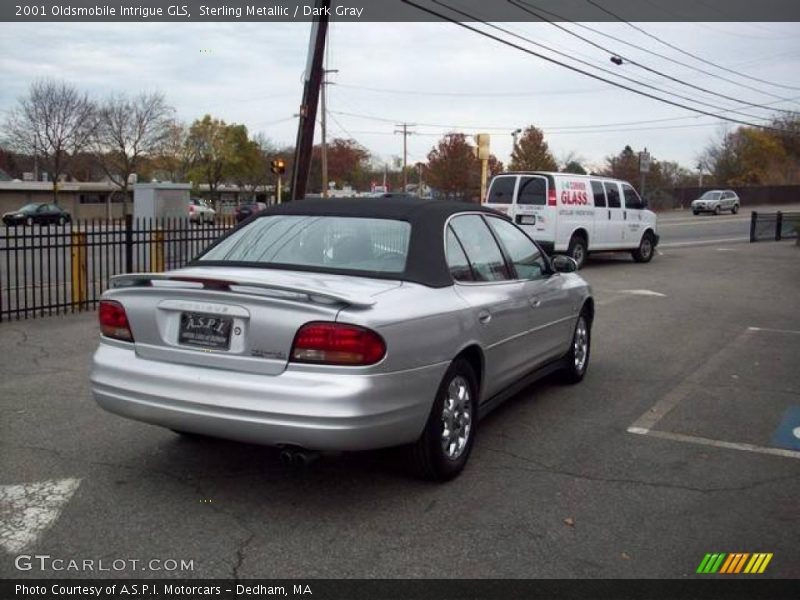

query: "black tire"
xmin=561 ymin=311 xmax=591 ymax=384
xmin=714 ymin=205 xmax=721 ymax=215
xmin=408 ymin=358 xmax=478 ymax=482
xmin=567 ymin=234 xmax=588 ymax=270
xmin=632 ymin=232 xmax=655 ymax=263
xmin=732 ymin=204 xmax=739 ymax=215
xmin=692 ymin=210 xmax=699 ymax=216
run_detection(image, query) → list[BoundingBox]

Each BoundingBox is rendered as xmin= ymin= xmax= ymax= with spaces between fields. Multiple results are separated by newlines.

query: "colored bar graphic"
xmin=696 ymin=554 xmax=713 ymax=574
xmin=710 ymin=553 xmax=726 ymax=573
xmin=744 ymin=554 xmax=761 ymax=573
xmin=718 ymin=554 xmax=735 ymax=573
xmin=758 ymin=553 xmax=773 ymax=573
xmin=699 ymin=552 xmax=773 ymax=574
xmin=734 ymin=553 xmax=750 ymax=573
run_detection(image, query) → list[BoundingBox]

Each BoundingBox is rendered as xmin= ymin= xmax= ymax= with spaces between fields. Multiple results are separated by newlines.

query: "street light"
xmin=511 ymin=128 xmax=522 ymax=150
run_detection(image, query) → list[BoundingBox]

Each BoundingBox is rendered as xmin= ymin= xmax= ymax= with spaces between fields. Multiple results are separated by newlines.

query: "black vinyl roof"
xmin=202 ymin=197 xmax=506 ymax=288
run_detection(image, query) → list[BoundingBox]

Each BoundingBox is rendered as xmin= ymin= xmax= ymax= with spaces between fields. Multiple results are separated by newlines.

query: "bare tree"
xmin=3 ymin=80 xmax=96 ymax=203
xmin=93 ymin=92 xmax=174 ymax=217
xmin=150 ymin=121 xmax=193 ymax=183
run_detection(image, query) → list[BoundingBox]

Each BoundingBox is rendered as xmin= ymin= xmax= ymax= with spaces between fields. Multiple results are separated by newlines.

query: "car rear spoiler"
xmin=109 ymin=273 xmax=377 ymax=308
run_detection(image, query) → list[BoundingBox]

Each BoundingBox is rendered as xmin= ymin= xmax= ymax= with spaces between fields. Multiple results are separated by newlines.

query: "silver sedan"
xmin=91 ymin=198 xmax=593 ymax=480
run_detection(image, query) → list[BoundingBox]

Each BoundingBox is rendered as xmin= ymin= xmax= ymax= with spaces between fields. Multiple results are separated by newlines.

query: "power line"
xmin=584 ymin=0 xmax=800 ymax=92
xmin=510 ymin=0 xmax=800 ymax=108
xmin=335 ymin=82 xmax=610 ymax=98
xmin=429 ymin=0 xmax=781 ymax=122
xmin=399 ymin=0 xmax=784 ymax=132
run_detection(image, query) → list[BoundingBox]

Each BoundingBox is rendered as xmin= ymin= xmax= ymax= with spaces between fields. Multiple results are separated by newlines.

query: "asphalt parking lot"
xmin=1 ymin=238 xmax=798 ymax=580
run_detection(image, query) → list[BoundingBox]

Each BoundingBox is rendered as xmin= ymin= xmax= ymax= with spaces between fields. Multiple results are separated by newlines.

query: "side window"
xmin=517 ymin=177 xmax=546 ymax=205
xmin=591 ymin=180 xmax=607 ymax=208
xmin=622 ymin=184 xmax=644 ymax=210
xmin=449 ymin=215 xmax=511 ymax=282
xmin=604 ymin=182 xmax=621 ymax=208
xmin=486 ymin=176 xmax=516 ymax=204
xmin=445 ymin=226 xmax=475 ymax=282
xmin=486 ymin=217 xmax=547 ymax=281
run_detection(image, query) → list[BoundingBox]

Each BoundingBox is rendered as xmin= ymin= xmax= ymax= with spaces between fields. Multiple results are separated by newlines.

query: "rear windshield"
xmin=486 ymin=176 xmax=516 ymax=204
xmin=199 ymin=215 xmax=411 ymax=274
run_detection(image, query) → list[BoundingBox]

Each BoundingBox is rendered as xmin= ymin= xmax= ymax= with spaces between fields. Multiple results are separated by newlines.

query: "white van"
xmin=484 ymin=172 xmax=659 ymax=268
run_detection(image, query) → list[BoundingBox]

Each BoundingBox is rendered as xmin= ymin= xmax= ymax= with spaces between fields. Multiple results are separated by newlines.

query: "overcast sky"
xmin=1 ymin=20 xmax=799 ymax=174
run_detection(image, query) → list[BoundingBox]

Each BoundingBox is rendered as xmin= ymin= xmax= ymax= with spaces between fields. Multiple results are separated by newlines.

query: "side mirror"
xmin=551 ymin=255 xmax=578 ymax=273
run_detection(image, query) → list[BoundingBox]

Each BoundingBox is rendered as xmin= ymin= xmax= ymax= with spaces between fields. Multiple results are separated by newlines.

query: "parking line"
xmin=628 ymin=326 xmax=800 ymax=460
xmin=627 ymin=427 xmax=800 ymax=460
xmin=748 ymin=326 xmax=800 ymax=335
xmin=628 ymin=328 xmax=754 ymax=432
xmin=658 ymin=237 xmax=750 ymax=248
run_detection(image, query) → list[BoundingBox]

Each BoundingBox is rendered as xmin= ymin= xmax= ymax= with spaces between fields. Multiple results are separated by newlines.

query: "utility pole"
xmin=290 ymin=0 xmax=330 ymax=201
xmin=697 ymin=162 xmax=704 ymax=187
xmin=638 ymin=147 xmax=651 ymax=198
xmin=320 ymin=67 xmax=338 ymax=198
xmin=394 ymin=123 xmax=415 ymax=193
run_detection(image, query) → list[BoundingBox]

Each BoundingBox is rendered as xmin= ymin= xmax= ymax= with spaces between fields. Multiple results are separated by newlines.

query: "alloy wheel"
xmin=441 ymin=375 xmax=472 ymax=460
xmin=573 ymin=316 xmax=589 ymax=374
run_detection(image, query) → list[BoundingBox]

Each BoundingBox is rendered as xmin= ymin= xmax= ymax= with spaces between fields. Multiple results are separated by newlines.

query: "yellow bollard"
xmin=70 ymin=232 xmax=87 ymax=308
xmin=150 ymin=228 xmax=165 ymax=272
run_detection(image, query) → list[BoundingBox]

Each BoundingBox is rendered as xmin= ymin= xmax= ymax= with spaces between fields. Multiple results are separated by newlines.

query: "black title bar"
xmin=4 ymin=579 xmax=800 ymax=600
xmin=3 ymin=0 xmax=800 ymax=22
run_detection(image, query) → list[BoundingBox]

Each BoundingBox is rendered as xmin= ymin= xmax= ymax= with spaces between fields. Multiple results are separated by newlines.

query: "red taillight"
xmin=547 ymin=187 xmax=557 ymax=206
xmin=291 ymin=322 xmax=386 ymax=366
xmin=98 ymin=300 xmax=134 ymax=342
xmin=189 ymin=205 xmax=196 ymax=214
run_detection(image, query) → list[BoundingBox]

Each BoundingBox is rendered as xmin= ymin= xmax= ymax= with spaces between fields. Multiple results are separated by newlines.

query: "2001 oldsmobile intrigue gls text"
xmin=91 ymin=198 xmax=593 ymax=480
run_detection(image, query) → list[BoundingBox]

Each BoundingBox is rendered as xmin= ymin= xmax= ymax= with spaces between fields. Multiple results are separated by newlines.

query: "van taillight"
xmin=291 ymin=322 xmax=386 ymax=366
xmin=547 ymin=187 xmax=557 ymax=206
xmin=98 ymin=300 xmax=134 ymax=342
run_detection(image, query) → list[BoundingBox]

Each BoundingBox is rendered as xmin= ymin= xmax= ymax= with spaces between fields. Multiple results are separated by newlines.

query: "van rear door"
xmin=513 ymin=174 xmax=554 ymax=246
xmin=484 ymin=175 xmax=518 ymax=219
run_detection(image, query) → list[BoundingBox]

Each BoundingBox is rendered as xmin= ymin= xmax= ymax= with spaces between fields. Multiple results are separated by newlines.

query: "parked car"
xmin=691 ymin=190 xmax=740 ymax=215
xmin=189 ymin=198 xmax=216 ymax=224
xmin=2 ymin=203 xmax=72 ymax=226
xmin=90 ymin=197 xmax=594 ymax=481
xmin=235 ymin=202 xmax=267 ymax=223
xmin=484 ymin=172 xmax=659 ymax=269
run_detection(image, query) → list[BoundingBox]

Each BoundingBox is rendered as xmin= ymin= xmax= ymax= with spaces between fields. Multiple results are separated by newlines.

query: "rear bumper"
xmin=91 ymin=342 xmax=446 ymax=451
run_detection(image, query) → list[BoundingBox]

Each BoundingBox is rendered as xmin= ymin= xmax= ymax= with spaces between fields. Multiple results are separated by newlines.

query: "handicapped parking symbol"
xmin=770 ymin=406 xmax=800 ymax=451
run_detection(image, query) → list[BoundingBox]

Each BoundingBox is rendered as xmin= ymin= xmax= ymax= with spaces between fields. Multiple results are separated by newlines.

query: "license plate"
xmin=179 ymin=312 xmax=232 ymax=350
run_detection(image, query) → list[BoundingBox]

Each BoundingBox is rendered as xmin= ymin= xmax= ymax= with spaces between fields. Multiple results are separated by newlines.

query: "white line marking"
xmin=748 ymin=326 xmax=800 ymax=335
xmin=629 ymin=328 xmax=754 ymax=432
xmin=0 ymin=478 xmax=81 ymax=553
xmin=659 ymin=237 xmax=750 ymax=248
xmin=627 ymin=427 xmax=800 ymax=460
xmin=618 ymin=289 xmax=667 ymax=297
xmin=658 ymin=218 xmax=751 ymax=227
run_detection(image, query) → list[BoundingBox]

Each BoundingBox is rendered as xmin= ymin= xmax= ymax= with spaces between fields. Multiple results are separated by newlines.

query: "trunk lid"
xmin=106 ymin=267 xmax=400 ymax=376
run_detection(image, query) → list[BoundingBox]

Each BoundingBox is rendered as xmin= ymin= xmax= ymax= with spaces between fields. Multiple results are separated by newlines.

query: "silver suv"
xmin=692 ymin=190 xmax=740 ymax=215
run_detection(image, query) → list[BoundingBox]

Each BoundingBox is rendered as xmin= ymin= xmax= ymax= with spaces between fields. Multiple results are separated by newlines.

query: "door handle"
xmin=608 ymin=209 xmax=611 ymax=220
xmin=478 ymin=310 xmax=492 ymax=324
xmin=624 ymin=211 xmax=627 ymax=220
xmin=529 ymin=296 xmax=542 ymax=308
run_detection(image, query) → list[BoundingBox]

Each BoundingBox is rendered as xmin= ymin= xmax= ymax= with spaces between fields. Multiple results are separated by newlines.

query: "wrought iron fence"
xmin=0 ymin=215 xmax=236 ymax=321
xmin=749 ymin=211 xmax=800 ymax=242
